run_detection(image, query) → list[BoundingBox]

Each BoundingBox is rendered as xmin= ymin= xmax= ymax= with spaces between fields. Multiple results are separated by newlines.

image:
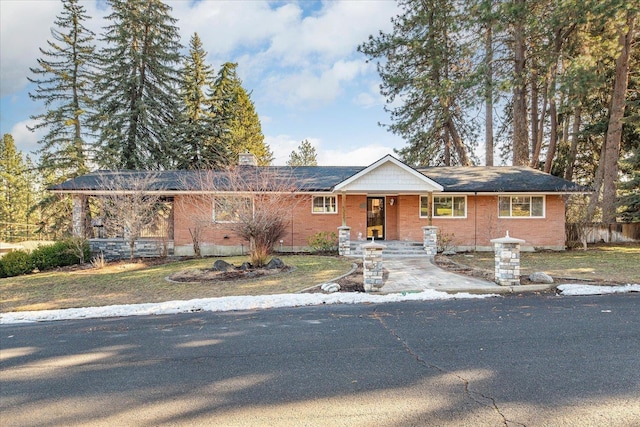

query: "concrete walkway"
xmin=380 ymin=257 xmax=552 ymax=294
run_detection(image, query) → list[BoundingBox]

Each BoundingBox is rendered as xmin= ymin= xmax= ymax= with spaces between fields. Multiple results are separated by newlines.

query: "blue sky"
xmin=0 ymin=0 xmax=404 ymax=166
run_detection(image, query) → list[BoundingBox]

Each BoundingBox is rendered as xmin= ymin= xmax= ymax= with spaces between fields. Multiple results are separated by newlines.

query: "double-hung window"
xmin=312 ymin=196 xmax=337 ymax=214
xmin=420 ymin=195 xmax=466 ymax=218
xmin=498 ymin=195 xmax=544 ymax=218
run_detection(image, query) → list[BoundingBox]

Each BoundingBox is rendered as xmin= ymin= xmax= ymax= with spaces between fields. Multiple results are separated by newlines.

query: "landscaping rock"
xmin=212 ymin=259 xmax=234 ymax=272
xmin=239 ymin=262 xmax=253 ymax=271
xmin=529 ymin=272 xmax=554 ymax=284
xmin=442 ymin=249 xmax=457 ymax=256
xmin=265 ymin=258 xmax=285 ymax=270
xmin=321 ymin=282 xmax=341 ymax=293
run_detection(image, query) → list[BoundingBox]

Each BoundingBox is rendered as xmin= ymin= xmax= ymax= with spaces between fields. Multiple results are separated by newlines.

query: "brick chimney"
xmin=238 ymin=152 xmax=258 ymax=166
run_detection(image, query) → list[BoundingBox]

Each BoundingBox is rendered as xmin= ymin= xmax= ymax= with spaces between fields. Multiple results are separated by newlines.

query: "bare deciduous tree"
xmin=180 ymin=166 xmax=303 ymax=266
xmin=97 ymin=171 xmax=165 ymax=259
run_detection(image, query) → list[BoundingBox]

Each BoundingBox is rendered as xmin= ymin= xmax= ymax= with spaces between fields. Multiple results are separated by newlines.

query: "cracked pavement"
xmin=2 ymin=293 xmax=639 ymax=426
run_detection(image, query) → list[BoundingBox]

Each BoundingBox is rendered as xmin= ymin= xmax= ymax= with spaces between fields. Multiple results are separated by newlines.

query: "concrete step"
xmin=347 ymin=240 xmax=428 ymax=257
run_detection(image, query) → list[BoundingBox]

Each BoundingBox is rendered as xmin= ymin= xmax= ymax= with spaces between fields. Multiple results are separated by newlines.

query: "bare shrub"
xmin=182 ymin=166 xmax=303 ymax=266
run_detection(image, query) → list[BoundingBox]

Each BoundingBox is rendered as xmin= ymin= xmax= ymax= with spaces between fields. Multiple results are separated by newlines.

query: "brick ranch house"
xmin=50 ymin=154 xmax=589 ymax=259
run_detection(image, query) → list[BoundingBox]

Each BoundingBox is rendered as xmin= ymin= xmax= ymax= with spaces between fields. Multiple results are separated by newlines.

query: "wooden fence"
xmin=566 ymin=223 xmax=640 ymax=244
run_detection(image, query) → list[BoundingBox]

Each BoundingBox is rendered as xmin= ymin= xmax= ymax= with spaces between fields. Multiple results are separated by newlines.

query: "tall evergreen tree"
xmin=28 ymin=0 xmax=95 ymax=238
xmin=359 ymin=0 xmax=476 ymax=166
xmin=209 ymin=62 xmax=272 ymax=166
xmin=0 ymin=135 xmax=35 ymax=242
xmin=287 ymin=139 xmax=318 ymax=166
xmin=175 ymin=33 xmax=228 ymax=169
xmin=92 ymin=0 xmax=182 ymax=170
xmin=28 ymin=0 xmax=95 ymax=179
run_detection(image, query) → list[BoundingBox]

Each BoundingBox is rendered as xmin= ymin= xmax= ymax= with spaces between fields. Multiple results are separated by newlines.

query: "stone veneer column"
xmin=490 ymin=231 xmax=526 ymax=286
xmin=72 ymin=195 xmax=86 ymax=237
xmin=338 ymin=226 xmax=351 ymax=256
xmin=422 ymin=226 xmax=438 ymax=256
xmin=362 ymin=240 xmax=386 ymax=292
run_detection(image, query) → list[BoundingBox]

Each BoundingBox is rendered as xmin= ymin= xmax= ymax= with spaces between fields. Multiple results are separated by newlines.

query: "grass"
xmin=447 ymin=243 xmax=640 ymax=284
xmin=0 ymin=255 xmax=354 ymax=313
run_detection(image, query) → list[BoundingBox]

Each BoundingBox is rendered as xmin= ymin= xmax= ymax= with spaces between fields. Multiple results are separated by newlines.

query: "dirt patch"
xmin=435 ymin=255 xmax=494 ymax=281
xmin=168 ymin=265 xmax=294 ymax=283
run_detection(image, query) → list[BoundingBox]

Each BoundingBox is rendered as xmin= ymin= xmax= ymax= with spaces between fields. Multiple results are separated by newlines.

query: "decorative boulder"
xmin=265 ymin=258 xmax=285 ymax=270
xmin=321 ymin=282 xmax=341 ymax=293
xmin=239 ymin=262 xmax=253 ymax=271
xmin=213 ymin=259 xmax=234 ymax=272
xmin=529 ymin=272 xmax=554 ymax=284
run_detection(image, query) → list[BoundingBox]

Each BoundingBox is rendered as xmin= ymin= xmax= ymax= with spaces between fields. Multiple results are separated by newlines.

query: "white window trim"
xmin=213 ymin=196 xmax=254 ymax=223
xmin=312 ymin=195 xmax=338 ymax=214
xmin=419 ymin=195 xmax=467 ymax=219
xmin=498 ymin=195 xmax=546 ymax=218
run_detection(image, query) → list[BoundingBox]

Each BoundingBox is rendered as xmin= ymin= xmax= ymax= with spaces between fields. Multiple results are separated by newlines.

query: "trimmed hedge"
xmin=0 ymin=239 xmax=90 ymax=278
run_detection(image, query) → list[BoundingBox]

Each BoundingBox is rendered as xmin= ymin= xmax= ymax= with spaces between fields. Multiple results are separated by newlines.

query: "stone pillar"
xmin=490 ymin=231 xmax=526 ymax=286
xmin=362 ymin=240 xmax=386 ymax=292
xmin=422 ymin=226 xmax=438 ymax=256
xmin=338 ymin=226 xmax=351 ymax=256
xmin=72 ymin=195 xmax=86 ymax=237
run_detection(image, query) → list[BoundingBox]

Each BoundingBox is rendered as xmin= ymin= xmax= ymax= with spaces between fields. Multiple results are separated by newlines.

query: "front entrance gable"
xmin=333 ymin=155 xmax=443 ymax=194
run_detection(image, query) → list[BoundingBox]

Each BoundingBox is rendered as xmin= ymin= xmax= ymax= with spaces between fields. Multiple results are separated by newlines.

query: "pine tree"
xmin=287 ymin=139 xmax=318 ymax=166
xmin=28 ymin=0 xmax=95 ymax=179
xmin=210 ymin=62 xmax=272 ymax=166
xmin=359 ymin=0 xmax=476 ymax=166
xmin=92 ymin=0 xmax=182 ymax=170
xmin=175 ymin=33 xmax=228 ymax=169
xmin=0 ymin=135 xmax=35 ymax=242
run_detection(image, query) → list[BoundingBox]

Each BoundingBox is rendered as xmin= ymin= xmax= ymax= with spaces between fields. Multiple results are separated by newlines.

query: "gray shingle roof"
xmin=419 ymin=166 xmax=589 ymax=193
xmin=49 ymin=165 xmax=588 ymax=193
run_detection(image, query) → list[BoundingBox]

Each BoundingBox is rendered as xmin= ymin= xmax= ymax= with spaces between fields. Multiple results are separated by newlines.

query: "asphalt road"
xmin=2 ymin=293 xmax=639 ymax=426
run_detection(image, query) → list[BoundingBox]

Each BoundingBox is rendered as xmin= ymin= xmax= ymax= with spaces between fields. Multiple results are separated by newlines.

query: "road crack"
xmin=372 ymin=308 xmax=526 ymax=427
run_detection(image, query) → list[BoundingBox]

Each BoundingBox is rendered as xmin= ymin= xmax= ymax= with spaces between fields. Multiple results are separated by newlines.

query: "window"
xmin=312 ymin=196 xmax=337 ymax=214
xmin=213 ymin=197 xmax=252 ymax=222
xmin=420 ymin=195 xmax=466 ymax=218
xmin=499 ymin=195 xmax=544 ymax=218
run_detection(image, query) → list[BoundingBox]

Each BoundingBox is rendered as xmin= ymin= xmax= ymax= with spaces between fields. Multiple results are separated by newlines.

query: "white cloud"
xmin=317 ymin=144 xmax=394 ymax=166
xmin=0 ymin=1 xmax=61 ymax=96
xmin=264 ymin=59 xmax=369 ymax=107
xmin=266 ymin=134 xmax=391 ymax=166
xmin=10 ymin=119 xmax=42 ymax=155
xmin=0 ymin=1 xmax=106 ymax=97
xmin=170 ymin=0 xmax=302 ymax=57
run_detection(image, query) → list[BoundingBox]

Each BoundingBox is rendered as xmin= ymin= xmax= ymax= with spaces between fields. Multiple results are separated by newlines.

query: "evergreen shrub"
xmin=1 ymin=250 xmax=33 ymax=277
xmin=308 ymin=231 xmax=338 ymax=254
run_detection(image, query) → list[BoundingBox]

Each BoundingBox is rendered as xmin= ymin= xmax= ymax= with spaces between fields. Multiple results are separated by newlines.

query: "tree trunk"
xmin=530 ymin=67 xmax=539 ymax=167
xmin=587 ymin=142 xmax=606 ymax=222
xmin=544 ymin=96 xmax=558 ymax=173
xmin=531 ymin=77 xmax=548 ymax=169
xmin=564 ymin=104 xmax=582 ymax=181
xmin=602 ymin=12 xmax=635 ymax=223
xmin=447 ymin=117 xmax=471 ymax=165
xmin=485 ymin=22 xmax=494 ymax=166
xmin=512 ymin=0 xmax=529 ymax=166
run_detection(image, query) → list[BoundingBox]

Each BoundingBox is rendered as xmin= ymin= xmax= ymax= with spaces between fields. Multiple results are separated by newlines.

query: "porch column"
xmin=338 ymin=226 xmax=351 ymax=256
xmin=422 ymin=226 xmax=438 ymax=257
xmin=72 ymin=195 xmax=86 ymax=237
xmin=490 ymin=231 xmax=525 ymax=286
xmin=341 ymin=191 xmax=347 ymax=226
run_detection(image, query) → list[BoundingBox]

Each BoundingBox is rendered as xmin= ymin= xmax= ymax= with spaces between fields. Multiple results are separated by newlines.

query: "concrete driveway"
xmin=380 ymin=257 xmax=550 ymax=294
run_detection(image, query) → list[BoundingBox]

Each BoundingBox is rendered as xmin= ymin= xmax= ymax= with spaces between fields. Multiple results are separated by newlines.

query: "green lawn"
xmin=447 ymin=243 xmax=640 ymax=284
xmin=0 ymin=255 xmax=354 ymax=312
